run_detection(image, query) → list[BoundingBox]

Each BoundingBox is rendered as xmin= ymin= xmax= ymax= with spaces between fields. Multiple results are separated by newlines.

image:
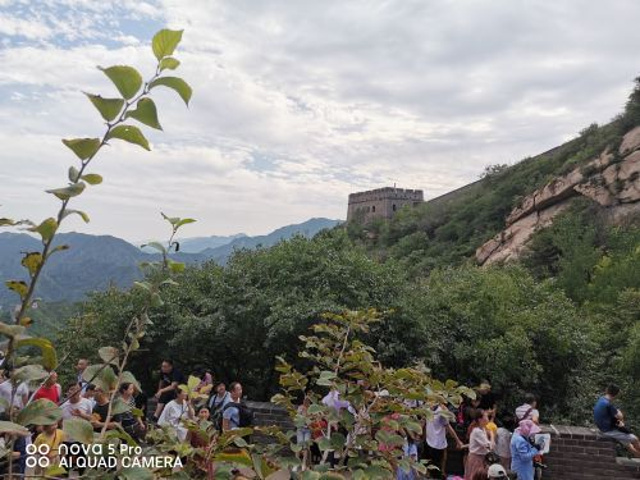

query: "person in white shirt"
xmin=60 ymin=383 xmax=93 ymax=422
xmin=425 ymin=403 xmax=463 ymax=479
xmin=0 ymin=372 xmax=30 ymax=413
xmin=515 ymin=393 xmax=540 ymax=424
xmin=158 ymin=387 xmax=194 ymax=441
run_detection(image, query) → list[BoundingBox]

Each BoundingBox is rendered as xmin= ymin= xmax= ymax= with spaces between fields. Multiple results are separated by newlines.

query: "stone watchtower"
xmin=347 ymin=187 xmax=424 ymax=223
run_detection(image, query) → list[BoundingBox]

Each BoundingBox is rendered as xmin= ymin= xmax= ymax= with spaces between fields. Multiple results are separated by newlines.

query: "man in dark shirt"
xmin=477 ymin=381 xmax=497 ymax=421
xmin=153 ymin=359 xmax=186 ymax=420
xmin=594 ymin=384 xmax=640 ymax=457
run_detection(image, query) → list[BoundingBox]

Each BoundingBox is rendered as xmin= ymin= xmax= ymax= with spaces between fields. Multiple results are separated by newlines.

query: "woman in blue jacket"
xmin=510 ymin=419 xmax=542 ymax=480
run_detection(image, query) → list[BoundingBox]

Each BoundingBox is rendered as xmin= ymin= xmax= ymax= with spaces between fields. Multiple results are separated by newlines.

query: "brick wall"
xmin=541 ymin=425 xmax=640 ymax=479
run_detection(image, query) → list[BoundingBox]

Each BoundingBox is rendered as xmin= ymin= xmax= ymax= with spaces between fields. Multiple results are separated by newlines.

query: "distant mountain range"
xmin=0 ymin=218 xmax=341 ymax=308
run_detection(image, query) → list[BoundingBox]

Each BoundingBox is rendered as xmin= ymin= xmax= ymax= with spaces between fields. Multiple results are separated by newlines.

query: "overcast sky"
xmin=1 ymin=0 xmax=640 ymax=241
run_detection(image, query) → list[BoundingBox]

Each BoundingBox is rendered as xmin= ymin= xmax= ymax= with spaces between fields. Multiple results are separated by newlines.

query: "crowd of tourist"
xmin=1 ymin=356 xmax=638 ymax=479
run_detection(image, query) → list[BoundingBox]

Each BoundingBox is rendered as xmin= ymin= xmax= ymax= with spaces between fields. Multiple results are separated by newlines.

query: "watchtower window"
xmin=392 ymin=204 xmax=396 ymax=211
xmin=372 ymin=206 xmax=376 ymax=212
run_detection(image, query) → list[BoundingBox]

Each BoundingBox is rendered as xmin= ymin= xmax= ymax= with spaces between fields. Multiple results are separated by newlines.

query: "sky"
xmin=1 ymin=0 xmax=640 ymax=241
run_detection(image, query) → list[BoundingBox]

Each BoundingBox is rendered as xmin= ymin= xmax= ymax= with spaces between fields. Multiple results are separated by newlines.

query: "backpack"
xmin=223 ymin=401 xmax=254 ymax=428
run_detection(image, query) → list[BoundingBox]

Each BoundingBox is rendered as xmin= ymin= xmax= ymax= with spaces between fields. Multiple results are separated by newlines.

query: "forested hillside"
xmin=50 ymin=76 xmax=640 ymax=427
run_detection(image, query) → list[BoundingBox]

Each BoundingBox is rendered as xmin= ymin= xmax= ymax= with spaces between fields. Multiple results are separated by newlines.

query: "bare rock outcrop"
xmin=477 ymin=126 xmax=640 ymax=266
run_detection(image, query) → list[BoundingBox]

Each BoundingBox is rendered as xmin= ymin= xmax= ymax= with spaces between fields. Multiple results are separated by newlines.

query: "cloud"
xmin=1 ymin=0 xmax=640 ymax=240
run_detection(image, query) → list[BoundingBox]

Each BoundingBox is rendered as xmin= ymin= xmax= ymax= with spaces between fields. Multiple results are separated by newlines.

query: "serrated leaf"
xmin=125 ymin=98 xmax=162 ymax=130
xmin=81 ymin=173 xmax=103 ymax=185
xmin=17 ymin=399 xmax=61 ymax=426
xmin=98 ymin=346 xmax=120 ymax=365
xmin=62 ymin=138 xmax=101 ymax=160
xmin=149 ymin=77 xmax=192 ymax=106
xmin=99 ymin=65 xmax=142 ymax=100
xmin=46 ymin=183 xmax=86 ymax=201
xmin=107 ymin=125 xmax=150 ymax=151
xmin=159 ymin=57 xmax=180 ymax=71
xmin=21 ymin=252 xmax=43 ymax=276
xmin=63 ymin=417 xmax=94 ymax=444
xmin=85 ymin=93 xmax=124 ymax=122
xmin=6 ymin=281 xmax=28 ymax=300
xmin=68 ymin=166 xmax=80 ymax=182
xmin=16 ymin=337 xmax=57 ymax=370
xmin=152 ymin=29 xmax=183 ymax=60
xmin=62 ymin=209 xmax=90 ymax=223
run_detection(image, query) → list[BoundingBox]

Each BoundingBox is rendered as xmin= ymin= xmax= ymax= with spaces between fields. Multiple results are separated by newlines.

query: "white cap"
xmin=488 ymin=463 xmax=508 ymax=478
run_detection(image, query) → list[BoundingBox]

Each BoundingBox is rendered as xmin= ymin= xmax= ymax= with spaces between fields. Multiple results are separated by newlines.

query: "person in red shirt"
xmin=33 ymin=371 xmax=62 ymax=404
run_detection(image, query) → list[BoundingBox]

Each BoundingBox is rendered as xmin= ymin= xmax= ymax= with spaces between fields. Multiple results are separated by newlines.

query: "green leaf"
xmin=111 ymin=398 xmax=131 ymax=416
xmin=49 ymin=244 xmax=70 ymax=254
xmin=149 ymin=77 xmax=192 ymax=106
xmin=62 ymin=418 xmax=94 ymax=444
xmin=12 ymin=365 xmax=49 ymax=383
xmin=62 ymin=209 xmax=90 ymax=223
xmin=0 ymin=421 xmax=30 ymax=436
xmin=0 ymin=321 xmax=26 ymax=338
xmin=82 ymin=364 xmax=118 ymax=392
xmin=159 ymin=57 xmax=181 ymax=71
xmin=62 ymin=138 xmax=101 ymax=160
xmin=161 ymin=212 xmax=180 ymax=225
xmin=0 ymin=218 xmax=16 ymax=227
xmin=17 ymin=399 xmax=62 ymax=426
xmin=152 ymin=29 xmax=183 ymax=60
xmin=316 ymin=370 xmax=337 ymax=387
xmin=16 ymin=337 xmax=58 ymax=370
xmin=85 ymin=93 xmax=124 ymax=122
xmin=81 ymin=173 xmax=103 ymax=185
xmin=21 ymin=252 xmax=43 ymax=276
xmin=99 ymin=65 xmax=143 ymax=100
xmin=107 ymin=125 xmax=150 ymax=151
xmin=141 ymin=241 xmax=166 ymax=254
xmin=168 ymin=260 xmax=185 ymax=274
xmin=46 ymin=183 xmax=86 ymax=200
xmin=125 ymin=98 xmax=162 ymax=130
xmin=68 ymin=166 xmax=80 ymax=182
xmin=5 ymin=281 xmax=28 ymax=301
xmin=176 ymin=218 xmax=196 ymax=228
xmin=31 ymin=218 xmax=58 ymax=241
xmin=120 ymin=371 xmax=141 ymax=392
xmin=98 ymin=346 xmax=120 ymax=365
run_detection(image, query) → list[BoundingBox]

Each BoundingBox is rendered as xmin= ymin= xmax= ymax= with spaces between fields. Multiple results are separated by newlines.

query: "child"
xmin=34 ymin=423 xmax=66 ymax=474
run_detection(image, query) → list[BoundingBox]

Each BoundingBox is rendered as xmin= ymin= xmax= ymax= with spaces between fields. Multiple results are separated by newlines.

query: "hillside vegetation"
xmin=51 ymin=77 xmax=640 ymax=427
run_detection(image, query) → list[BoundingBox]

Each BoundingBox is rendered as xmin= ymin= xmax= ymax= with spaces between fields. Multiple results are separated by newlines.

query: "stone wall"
xmin=347 ymin=187 xmax=424 ymax=223
xmin=244 ymin=406 xmax=640 ymax=479
xmin=541 ymin=425 xmax=640 ymax=479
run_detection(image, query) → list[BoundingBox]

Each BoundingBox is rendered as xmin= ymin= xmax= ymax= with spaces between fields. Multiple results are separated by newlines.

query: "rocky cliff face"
xmin=477 ymin=126 xmax=640 ymax=265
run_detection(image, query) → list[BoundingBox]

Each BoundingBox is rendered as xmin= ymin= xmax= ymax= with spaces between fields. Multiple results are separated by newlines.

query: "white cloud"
xmin=1 ymin=0 xmax=640 ymax=240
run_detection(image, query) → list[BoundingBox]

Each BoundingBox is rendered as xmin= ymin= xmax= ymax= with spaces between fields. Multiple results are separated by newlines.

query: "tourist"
xmin=493 ymin=416 xmax=514 ymax=470
xmin=487 ymin=463 xmax=508 ymax=479
xmin=593 ymin=384 xmax=640 ymax=457
xmin=91 ymin=387 xmax=121 ymax=432
xmin=0 ymin=370 xmax=30 ymax=413
xmin=477 ymin=382 xmax=497 ymax=421
xmin=515 ymin=393 xmax=540 ymax=424
xmin=465 ymin=409 xmax=491 ymax=479
xmin=117 ymin=383 xmax=146 ymax=441
xmin=76 ymin=358 xmax=89 ymax=392
xmin=197 ymin=406 xmax=211 ymax=423
xmin=33 ymin=422 xmax=66 ymax=475
xmin=33 ymin=371 xmax=62 ymax=404
xmin=60 ymin=382 xmax=93 ymax=422
xmin=208 ymin=381 xmax=231 ymax=430
xmin=397 ymin=431 xmax=419 ymax=480
xmin=510 ymin=419 xmax=542 ymax=480
xmin=425 ymin=403 xmax=463 ymax=479
xmin=158 ymin=386 xmax=194 ymax=441
xmin=83 ymin=384 xmax=97 ymax=409
xmin=222 ymin=382 xmax=244 ymax=431
xmin=296 ymin=396 xmax=312 ymax=467
xmin=153 ymin=359 xmax=186 ymax=421
xmin=0 ymin=412 xmax=29 ymax=476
